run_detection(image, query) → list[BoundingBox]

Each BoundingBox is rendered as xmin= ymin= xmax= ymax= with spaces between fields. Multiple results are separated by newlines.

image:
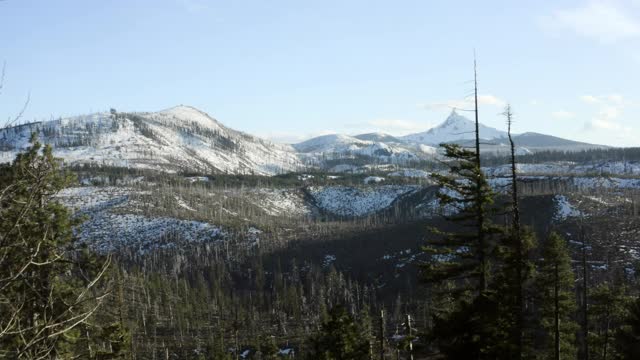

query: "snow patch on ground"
xmin=175 ymin=196 xmax=196 ymax=211
xmin=364 ymin=176 xmax=385 ymax=184
xmin=308 ymin=185 xmax=418 ymax=217
xmin=388 ymin=169 xmax=431 ymax=178
xmin=553 ymin=195 xmax=582 ymax=220
xmin=249 ymin=188 xmax=312 ymax=217
xmin=484 ymin=161 xmax=640 ymax=177
xmin=56 ymin=186 xmax=236 ymax=252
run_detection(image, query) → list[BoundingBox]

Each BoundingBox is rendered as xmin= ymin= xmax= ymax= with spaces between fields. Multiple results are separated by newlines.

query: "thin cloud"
xmin=582 ymin=94 xmax=629 ymax=131
xmin=343 ymin=118 xmax=431 ymax=136
xmin=366 ymin=119 xmax=427 ymax=133
xmin=262 ymin=130 xmax=338 ymax=144
xmin=580 ymin=95 xmax=600 ymax=104
xmin=421 ymin=94 xmax=506 ymax=111
xmin=541 ymin=1 xmax=640 ymax=43
xmin=177 ymin=0 xmax=210 ymax=13
xmin=551 ymin=110 xmax=576 ymax=120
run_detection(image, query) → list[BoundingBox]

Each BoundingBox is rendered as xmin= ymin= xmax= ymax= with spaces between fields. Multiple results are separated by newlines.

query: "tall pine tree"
xmin=535 ymin=232 xmax=578 ymax=360
xmin=615 ymin=296 xmax=640 ymax=359
xmin=421 ymin=59 xmax=505 ymax=359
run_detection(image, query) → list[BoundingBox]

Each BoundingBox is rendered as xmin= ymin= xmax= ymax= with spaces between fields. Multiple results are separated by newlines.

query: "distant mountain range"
xmin=0 ymin=106 xmax=607 ymax=175
xmin=298 ymin=110 xmax=606 ymax=159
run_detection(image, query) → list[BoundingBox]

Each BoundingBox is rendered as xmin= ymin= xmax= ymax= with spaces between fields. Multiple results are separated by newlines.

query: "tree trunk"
xmin=555 ymin=262 xmax=560 ymax=360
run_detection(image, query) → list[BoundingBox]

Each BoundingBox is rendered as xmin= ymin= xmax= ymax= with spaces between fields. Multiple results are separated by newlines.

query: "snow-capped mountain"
xmin=293 ymin=134 xmax=368 ymax=153
xmin=293 ymin=133 xmax=436 ymax=163
xmin=354 ymin=132 xmax=404 ymax=143
xmin=0 ymin=105 xmax=302 ymax=175
xmin=401 ymin=110 xmax=507 ymax=145
xmin=400 ymin=110 xmax=606 ymax=153
xmin=0 ymin=106 xmax=608 ymax=175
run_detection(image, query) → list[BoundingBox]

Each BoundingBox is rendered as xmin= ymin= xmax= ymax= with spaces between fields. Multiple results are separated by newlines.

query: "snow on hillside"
xmin=354 ymin=132 xmax=404 ymax=143
xmin=389 ymin=169 xmax=431 ymax=178
xmin=364 ymin=176 xmax=385 ymax=184
xmin=571 ymin=176 xmax=640 ymax=189
xmin=294 ymin=133 xmax=431 ymax=164
xmin=307 ymin=185 xmax=418 ymax=217
xmin=402 ymin=110 xmax=507 ymax=145
xmin=294 ymin=134 xmax=368 ymax=153
xmin=55 ymin=186 xmax=225 ymax=251
xmin=77 ymin=213 xmax=226 ymax=253
xmin=553 ymin=195 xmax=582 ymax=220
xmin=484 ymin=161 xmax=640 ymax=177
xmin=248 ymin=188 xmax=312 ymax=217
xmin=0 ymin=106 xmax=302 ymax=175
xmin=329 ymin=164 xmax=360 ymax=173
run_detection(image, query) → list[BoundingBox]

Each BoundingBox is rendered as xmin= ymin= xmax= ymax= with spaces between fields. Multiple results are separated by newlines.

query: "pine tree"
xmin=588 ymin=283 xmax=631 ymax=360
xmin=420 ymin=59 xmax=505 ymax=358
xmin=536 ymin=232 xmax=578 ymax=360
xmin=258 ymin=335 xmax=280 ymax=360
xmin=307 ymin=305 xmax=370 ymax=360
xmin=615 ymin=296 xmax=640 ymax=360
xmin=0 ymin=134 xmax=116 ymax=358
xmin=423 ymin=142 xmax=501 ymax=293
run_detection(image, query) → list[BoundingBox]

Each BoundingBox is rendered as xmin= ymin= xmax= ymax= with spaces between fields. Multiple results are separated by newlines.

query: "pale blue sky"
xmin=1 ymin=0 xmax=639 ymax=146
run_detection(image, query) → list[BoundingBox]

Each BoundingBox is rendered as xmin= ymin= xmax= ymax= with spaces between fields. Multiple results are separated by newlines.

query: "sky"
xmin=1 ymin=0 xmax=639 ymax=146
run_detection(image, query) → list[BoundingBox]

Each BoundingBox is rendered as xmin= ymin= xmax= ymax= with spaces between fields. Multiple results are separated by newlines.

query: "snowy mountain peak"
xmin=153 ymin=105 xmax=224 ymax=131
xmin=401 ymin=111 xmax=506 ymax=145
xmin=442 ymin=109 xmax=470 ymax=127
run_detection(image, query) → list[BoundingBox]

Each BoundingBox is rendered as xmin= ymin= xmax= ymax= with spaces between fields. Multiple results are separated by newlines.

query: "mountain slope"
xmin=0 ymin=105 xmax=302 ymax=175
xmin=293 ymin=134 xmax=369 ymax=153
xmin=293 ymin=133 xmax=436 ymax=163
xmin=401 ymin=110 xmax=606 ymax=153
xmin=512 ymin=132 xmax=607 ymax=150
xmin=401 ymin=110 xmax=507 ymax=145
xmin=354 ymin=132 xmax=404 ymax=143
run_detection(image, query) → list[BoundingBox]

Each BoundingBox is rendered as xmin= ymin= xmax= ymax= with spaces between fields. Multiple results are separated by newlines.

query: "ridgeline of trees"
xmin=482 ymin=147 xmax=640 ymax=167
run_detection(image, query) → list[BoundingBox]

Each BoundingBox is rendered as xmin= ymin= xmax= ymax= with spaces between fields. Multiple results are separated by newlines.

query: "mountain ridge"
xmin=0 ymin=105 xmax=302 ymax=175
xmin=0 ymin=106 xmax=609 ymax=174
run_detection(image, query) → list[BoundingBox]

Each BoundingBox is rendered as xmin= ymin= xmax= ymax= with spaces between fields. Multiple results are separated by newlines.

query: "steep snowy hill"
xmin=0 ymin=106 xmax=302 ymax=175
xmin=402 ymin=110 xmax=507 ymax=145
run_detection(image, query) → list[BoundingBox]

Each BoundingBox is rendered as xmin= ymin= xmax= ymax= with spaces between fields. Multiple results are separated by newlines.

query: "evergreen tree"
xmin=258 ymin=335 xmax=280 ymax=360
xmin=588 ymin=283 xmax=631 ymax=360
xmin=307 ymin=305 xmax=370 ymax=360
xmin=615 ymin=296 xmax=640 ymax=360
xmin=423 ymin=141 xmax=500 ymax=293
xmin=0 ymin=135 xmax=117 ymax=358
xmin=536 ymin=232 xmax=578 ymax=360
xmin=421 ymin=60 xmax=507 ymax=358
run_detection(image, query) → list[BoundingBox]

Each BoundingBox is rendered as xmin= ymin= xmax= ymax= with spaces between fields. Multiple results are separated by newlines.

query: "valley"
xmin=2 ymin=106 xmax=639 ymax=358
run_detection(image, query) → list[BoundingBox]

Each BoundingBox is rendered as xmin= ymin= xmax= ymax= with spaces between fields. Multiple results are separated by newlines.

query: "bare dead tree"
xmin=504 ymin=104 xmax=524 ymax=358
xmin=0 ymin=61 xmax=31 ymax=129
